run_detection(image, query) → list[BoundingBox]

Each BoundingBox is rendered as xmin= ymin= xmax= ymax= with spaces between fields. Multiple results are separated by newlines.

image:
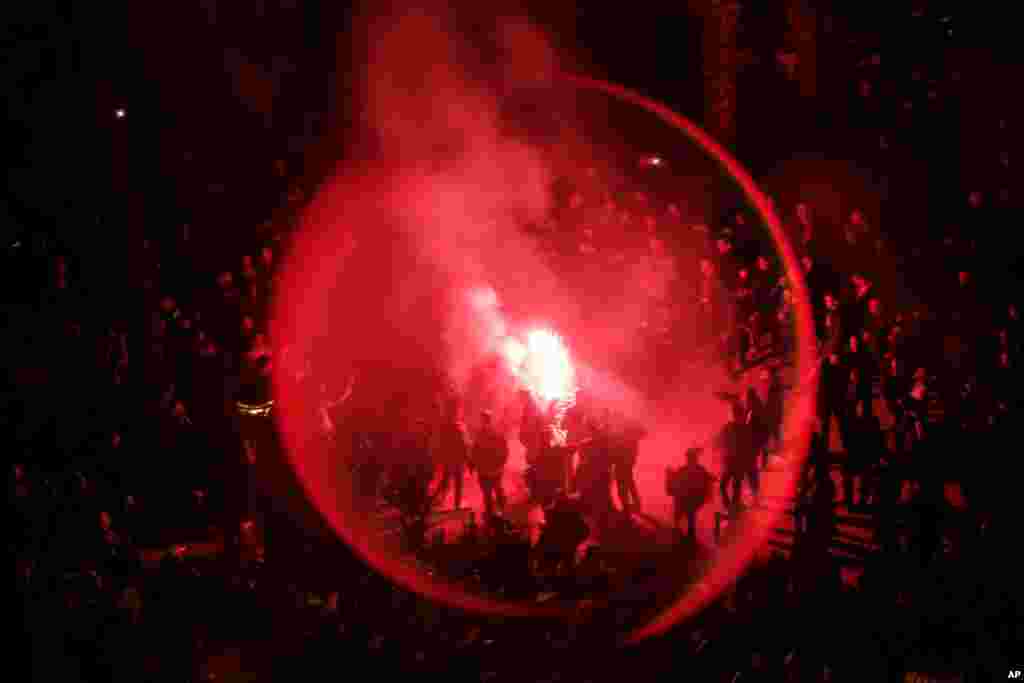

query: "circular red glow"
xmin=563 ymin=75 xmax=817 ymax=644
xmin=271 ymin=73 xmax=817 ymax=635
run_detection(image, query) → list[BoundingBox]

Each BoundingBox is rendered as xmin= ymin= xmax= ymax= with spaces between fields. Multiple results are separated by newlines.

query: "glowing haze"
xmin=469 ymin=283 xmax=576 ymax=406
xmin=347 ymin=1 xmax=679 ymax=397
xmin=506 ymin=328 xmax=576 ymax=405
xmin=272 ymin=0 xmax=815 ymax=644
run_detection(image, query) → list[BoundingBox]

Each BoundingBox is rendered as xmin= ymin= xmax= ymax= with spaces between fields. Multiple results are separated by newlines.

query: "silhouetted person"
xmin=902 ymin=369 xmax=930 ymax=481
xmin=536 ymin=493 xmax=589 ymax=577
xmin=732 ymin=268 xmax=756 ymax=329
xmin=435 ymin=398 xmax=470 ymax=510
xmin=793 ymin=202 xmax=815 ymax=254
xmin=801 ymin=254 xmax=828 ymax=314
xmin=577 ymin=418 xmax=616 ymax=529
xmin=534 ymin=440 xmax=572 ymax=508
xmin=472 ymin=411 xmax=509 ymax=522
xmin=801 ymin=452 xmax=836 ymax=552
xmin=873 ymin=443 xmax=904 ymax=554
xmin=745 ymin=380 xmax=775 ymax=470
xmin=818 ymin=352 xmax=849 ymax=451
xmin=482 ymin=515 xmax=533 ymax=598
xmin=841 ymin=272 xmax=874 ymax=341
xmin=520 ymin=391 xmax=549 ymax=501
xmin=667 ymin=447 xmax=715 ymax=540
xmin=881 ymin=356 xmax=908 ymax=454
xmin=752 ymin=253 xmax=781 ymax=316
xmin=842 ymin=414 xmax=885 ymax=510
xmin=764 ymin=367 xmax=785 ymax=453
xmin=863 ymin=297 xmax=886 ymax=354
xmin=911 ymin=446 xmax=948 ymax=568
xmin=519 ymin=390 xmax=546 ymax=465
xmin=728 ymin=312 xmax=757 ymax=377
xmin=716 ymin=399 xmax=759 ymax=510
xmin=817 ymin=292 xmax=844 ymax=358
xmin=799 ymin=425 xmax=830 ymax=502
xmin=394 ymin=420 xmax=435 ymax=551
xmin=713 ymin=231 xmax=739 ymax=293
xmin=844 ymin=334 xmax=876 ymax=421
xmin=612 ymin=419 xmax=646 ymax=514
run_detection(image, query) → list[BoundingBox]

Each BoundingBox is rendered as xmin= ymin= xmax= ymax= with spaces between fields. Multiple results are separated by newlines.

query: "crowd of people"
xmin=10 ymin=142 xmax=1021 ymax=679
xmin=10 ymin=10 xmax=1024 ymax=679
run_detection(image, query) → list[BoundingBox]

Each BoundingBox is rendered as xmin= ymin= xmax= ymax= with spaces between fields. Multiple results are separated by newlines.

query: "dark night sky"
xmin=4 ymin=3 xmax=702 ymax=243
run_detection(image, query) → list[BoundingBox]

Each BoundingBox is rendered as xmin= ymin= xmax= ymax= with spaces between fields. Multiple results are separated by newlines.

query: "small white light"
xmin=115 ymin=108 xmax=126 ymax=119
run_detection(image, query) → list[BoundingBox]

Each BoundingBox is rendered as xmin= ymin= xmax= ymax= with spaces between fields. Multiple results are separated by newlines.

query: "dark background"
xmin=5 ymin=1 xmax=1022 ymax=293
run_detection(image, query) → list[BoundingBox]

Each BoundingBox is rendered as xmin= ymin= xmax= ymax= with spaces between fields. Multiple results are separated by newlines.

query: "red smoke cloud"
xmin=273 ymin=0 xmax=815 ymax=641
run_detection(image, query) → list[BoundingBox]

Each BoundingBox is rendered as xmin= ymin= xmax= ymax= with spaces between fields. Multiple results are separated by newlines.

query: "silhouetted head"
xmin=815 ymin=460 xmax=832 ymax=481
